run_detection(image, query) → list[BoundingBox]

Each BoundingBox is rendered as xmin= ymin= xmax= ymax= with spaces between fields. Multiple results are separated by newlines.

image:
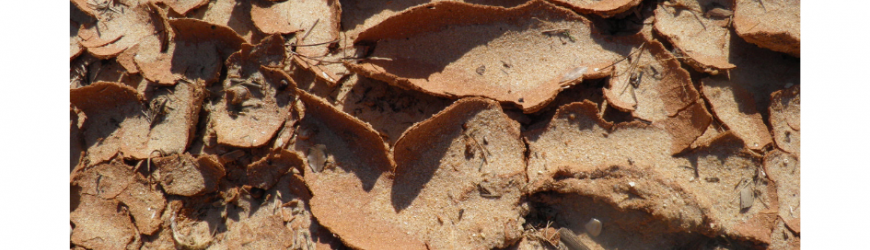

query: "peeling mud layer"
xmin=71 ymin=0 xmax=799 ymax=249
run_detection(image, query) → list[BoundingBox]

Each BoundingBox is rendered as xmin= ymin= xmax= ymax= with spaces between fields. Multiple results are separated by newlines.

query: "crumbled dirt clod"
xmin=733 ymin=0 xmax=800 ymax=57
xmin=654 ymin=0 xmax=736 ymax=74
xmin=153 ymin=153 xmax=226 ymax=196
xmin=348 ymin=0 xmax=632 ymax=113
xmin=701 ymin=78 xmax=773 ymax=151
xmin=764 ymin=149 xmax=800 ymax=234
xmin=70 ymin=194 xmax=142 ymax=250
xmin=548 ymin=0 xmax=643 ymax=18
xmin=769 ymin=85 xmax=800 ymax=158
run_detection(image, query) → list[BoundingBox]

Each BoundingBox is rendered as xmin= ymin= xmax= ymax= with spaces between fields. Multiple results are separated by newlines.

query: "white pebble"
xmin=628 ymin=181 xmax=636 ymax=187
xmin=585 ymin=218 xmax=602 ymax=237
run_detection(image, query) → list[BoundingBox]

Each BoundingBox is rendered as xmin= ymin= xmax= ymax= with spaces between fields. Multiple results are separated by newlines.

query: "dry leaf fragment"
xmin=70 ymin=194 xmax=141 ymax=250
xmin=134 ymin=18 xmax=246 ymax=85
xmin=769 ymin=84 xmax=800 ymax=157
xmin=548 ymin=0 xmax=643 ymax=18
xmin=347 ymin=0 xmax=631 ymax=113
xmin=733 ymin=0 xmax=800 ymax=57
xmin=153 ymin=153 xmax=226 ymax=196
xmin=654 ymin=0 xmax=736 ymax=74
xmin=763 ymin=149 xmax=800 ymax=233
xmin=700 ymin=77 xmax=773 ymax=151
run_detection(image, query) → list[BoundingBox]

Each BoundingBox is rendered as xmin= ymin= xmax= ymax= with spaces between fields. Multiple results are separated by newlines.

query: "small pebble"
xmin=585 ymin=218 xmax=602 ymax=237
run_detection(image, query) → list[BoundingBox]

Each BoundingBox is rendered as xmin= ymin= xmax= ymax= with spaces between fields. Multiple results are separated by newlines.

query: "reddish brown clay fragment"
xmin=70 ymin=81 xmax=150 ymax=163
xmin=733 ymin=0 xmax=800 ymax=57
xmin=701 ymin=78 xmax=773 ymax=151
xmin=153 ymin=153 xmax=226 ymax=196
xmin=70 ymin=194 xmax=141 ymax=249
xmin=763 ymin=149 xmax=800 ymax=234
xmin=769 ymin=84 xmax=800 ymax=158
xmin=654 ymin=0 xmax=736 ymax=74
xmin=549 ymin=0 xmax=643 ymax=18
xmin=134 ymin=18 xmax=245 ymax=85
xmin=347 ymin=0 xmax=630 ymax=113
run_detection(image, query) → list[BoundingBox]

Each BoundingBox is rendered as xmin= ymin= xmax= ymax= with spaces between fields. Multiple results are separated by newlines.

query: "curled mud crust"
xmin=347 ymin=0 xmax=634 ymax=113
xmin=733 ymin=0 xmax=800 ymax=57
xmin=769 ymin=84 xmax=800 ymax=157
xmin=70 ymin=1 xmax=800 ymax=248
xmin=549 ymin=0 xmax=643 ymax=18
xmin=654 ymin=0 xmax=736 ymax=74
